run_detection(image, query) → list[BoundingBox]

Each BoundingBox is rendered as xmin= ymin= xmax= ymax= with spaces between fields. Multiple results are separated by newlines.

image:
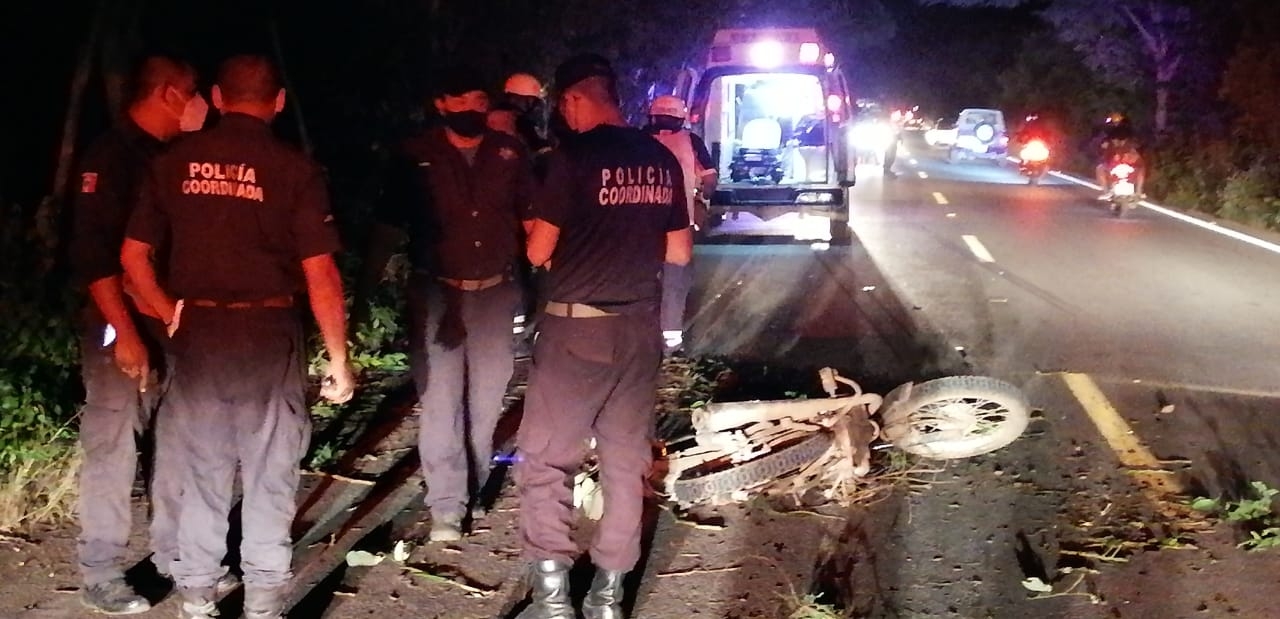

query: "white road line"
xmin=961 ymin=234 xmax=995 ymax=262
xmin=917 ymin=171 xmax=929 ymax=179
xmin=932 ymin=191 xmax=948 ymax=205
xmin=1050 ymin=170 xmax=1280 ymax=258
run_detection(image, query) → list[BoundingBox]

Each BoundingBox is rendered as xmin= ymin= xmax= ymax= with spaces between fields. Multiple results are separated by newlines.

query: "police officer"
xmin=121 ymin=54 xmax=354 ymax=619
xmin=66 ymin=54 xmax=232 ymax=614
xmin=643 ymin=95 xmax=716 ymax=353
xmin=514 ymin=54 xmax=692 ymax=619
xmin=358 ymin=66 xmax=534 ymax=542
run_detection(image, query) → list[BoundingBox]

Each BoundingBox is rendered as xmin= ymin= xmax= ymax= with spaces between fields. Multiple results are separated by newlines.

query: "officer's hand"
xmin=320 ymin=360 xmax=356 ymax=404
xmin=113 ymin=330 xmax=150 ymax=387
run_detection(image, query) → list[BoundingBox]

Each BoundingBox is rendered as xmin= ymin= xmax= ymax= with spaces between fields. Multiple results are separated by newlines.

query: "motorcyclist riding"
xmin=1095 ymin=112 xmax=1144 ymax=200
xmin=1014 ymin=113 xmax=1050 ymax=147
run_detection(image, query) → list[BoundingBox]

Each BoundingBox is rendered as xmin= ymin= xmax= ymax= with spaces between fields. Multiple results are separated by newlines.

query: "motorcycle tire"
xmin=880 ymin=375 xmax=1030 ymax=460
xmin=1028 ymin=175 xmax=1039 ymax=186
xmin=669 ymin=432 xmax=834 ymax=508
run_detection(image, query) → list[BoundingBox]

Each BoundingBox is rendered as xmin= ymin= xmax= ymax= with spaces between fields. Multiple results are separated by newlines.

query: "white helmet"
xmin=649 ymin=95 xmax=687 ymax=119
xmin=504 ymin=73 xmax=544 ymax=98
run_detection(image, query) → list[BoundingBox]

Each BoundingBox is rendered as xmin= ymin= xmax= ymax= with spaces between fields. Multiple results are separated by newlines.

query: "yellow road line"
xmin=1060 ymin=372 xmax=1185 ymax=496
xmin=932 ymin=191 xmax=949 ymax=205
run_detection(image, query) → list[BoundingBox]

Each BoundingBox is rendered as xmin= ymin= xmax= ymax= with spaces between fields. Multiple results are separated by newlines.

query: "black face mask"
xmin=508 ymin=94 xmax=542 ymax=117
xmin=652 ymin=115 xmax=684 ymax=132
xmin=443 ymin=110 xmax=487 ymax=137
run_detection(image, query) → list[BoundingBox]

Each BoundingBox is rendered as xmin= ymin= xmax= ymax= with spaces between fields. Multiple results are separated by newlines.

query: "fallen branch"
xmin=656 ymin=565 xmax=743 ymax=577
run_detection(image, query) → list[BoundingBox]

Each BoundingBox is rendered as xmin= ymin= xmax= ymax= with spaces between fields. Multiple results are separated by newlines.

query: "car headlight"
xmin=796 ymin=191 xmax=837 ymax=204
xmin=850 ymin=122 xmax=892 ymax=151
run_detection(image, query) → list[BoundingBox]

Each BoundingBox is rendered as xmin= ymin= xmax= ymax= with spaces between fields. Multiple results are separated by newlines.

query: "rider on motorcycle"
xmin=1094 ymin=112 xmax=1144 ymax=200
xmin=1014 ymin=113 xmax=1050 ymax=148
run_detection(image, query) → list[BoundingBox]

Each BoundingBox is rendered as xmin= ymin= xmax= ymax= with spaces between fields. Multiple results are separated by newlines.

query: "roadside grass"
xmin=781 ymin=592 xmax=844 ymax=619
xmin=1190 ymin=480 xmax=1280 ymax=551
xmin=0 ymin=446 xmax=81 ymax=533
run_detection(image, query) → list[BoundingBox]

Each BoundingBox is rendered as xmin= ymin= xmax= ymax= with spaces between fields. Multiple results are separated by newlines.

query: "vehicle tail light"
xmin=1111 ymin=163 xmax=1134 ymax=178
xmin=1020 ymin=140 xmax=1049 ymax=162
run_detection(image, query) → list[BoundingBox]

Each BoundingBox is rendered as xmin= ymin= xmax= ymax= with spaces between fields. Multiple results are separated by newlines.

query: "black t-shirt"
xmin=126 ymin=113 xmax=341 ymax=302
xmin=536 ymin=125 xmax=689 ymax=315
xmin=374 ymin=129 xmax=534 ymax=279
xmin=68 ymin=119 xmax=164 ymax=288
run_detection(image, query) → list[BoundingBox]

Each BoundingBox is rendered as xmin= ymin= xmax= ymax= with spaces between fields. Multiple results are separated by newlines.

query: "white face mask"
xmin=179 ymin=93 xmax=209 ymax=132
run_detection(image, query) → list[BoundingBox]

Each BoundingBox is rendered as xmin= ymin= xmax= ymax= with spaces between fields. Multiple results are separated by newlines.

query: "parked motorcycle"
xmin=573 ymin=368 xmax=1031 ymax=515
xmin=1107 ymin=161 xmax=1141 ymax=217
xmin=1017 ymin=139 xmax=1050 ymax=185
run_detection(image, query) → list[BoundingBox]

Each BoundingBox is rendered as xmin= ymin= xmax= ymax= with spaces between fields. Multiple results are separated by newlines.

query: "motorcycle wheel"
xmin=880 ymin=376 xmax=1030 ymax=459
xmin=668 ymin=432 xmax=834 ymax=508
xmin=1028 ymin=174 xmax=1039 ymax=186
xmin=1111 ymin=202 xmax=1123 ymax=217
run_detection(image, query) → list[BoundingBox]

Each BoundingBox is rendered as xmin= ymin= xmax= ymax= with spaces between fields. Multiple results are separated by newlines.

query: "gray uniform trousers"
xmin=516 ymin=311 xmax=661 ymax=571
xmin=76 ymin=308 xmax=182 ymax=585
xmin=166 ymin=306 xmax=309 ymax=593
xmin=408 ymin=274 xmax=519 ymax=519
xmin=659 ymin=260 xmax=693 ymax=334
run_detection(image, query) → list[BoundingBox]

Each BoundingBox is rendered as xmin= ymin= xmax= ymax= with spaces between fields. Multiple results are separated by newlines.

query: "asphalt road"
xmin=659 ymin=135 xmax=1280 ymax=618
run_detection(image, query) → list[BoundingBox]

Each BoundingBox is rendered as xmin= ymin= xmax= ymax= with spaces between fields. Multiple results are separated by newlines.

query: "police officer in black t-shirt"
xmin=66 ymin=54 xmax=229 ymax=615
xmin=513 ymin=54 xmax=692 ymax=619
xmin=122 ymin=55 xmax=354 ymax=619
xmin=358 ymin=66 xmax=535 ymax=543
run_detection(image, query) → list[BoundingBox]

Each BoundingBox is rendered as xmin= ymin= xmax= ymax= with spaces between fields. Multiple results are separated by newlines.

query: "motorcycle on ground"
xmin=573 ymin=368 xmax=1031 ymax=516
xmin=1017 ymin=139 xmax=1050 ymax=185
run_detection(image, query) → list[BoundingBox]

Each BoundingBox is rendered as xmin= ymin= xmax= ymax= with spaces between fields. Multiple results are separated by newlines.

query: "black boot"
xmin=516 ymin=559 xmax=574 ymax=619
xmin=582 ymin=568 xmax=627 ymax=619
xmin=244 ymin=584 xmax=289 ymax=619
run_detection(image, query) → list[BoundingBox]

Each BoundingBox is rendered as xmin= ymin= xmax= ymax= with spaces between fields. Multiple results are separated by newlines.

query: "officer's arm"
xmin=121 ymin=238 xmax=176 ymax=324
xmin=691 ymin=134 xmax=719 ymax=196
xmin=303 ymin=254 xmax=349 ymax=366
xmin=527 ymin=219 xmax=559 ymax=268
xmin=71 ymin=157 xmax=147 ymax=347
xmin=665 ymin=166 xmax=693 ymax=266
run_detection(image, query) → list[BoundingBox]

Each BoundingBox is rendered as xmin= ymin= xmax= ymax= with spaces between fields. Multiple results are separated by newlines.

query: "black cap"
xmin=552 ymin=53 xmax=616 ymax=94
xmin=435 ymin=64 xmax=488 ymax=97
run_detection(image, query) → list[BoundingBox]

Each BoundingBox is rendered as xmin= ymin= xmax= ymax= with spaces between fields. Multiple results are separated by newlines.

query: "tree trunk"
xmin=1154 ymin=83 xmax=1169 ymax=134
xmin=269 ymin=19 xmax=315 ymax=156
xmin=51 ymin=0 xmax=109 ymax=205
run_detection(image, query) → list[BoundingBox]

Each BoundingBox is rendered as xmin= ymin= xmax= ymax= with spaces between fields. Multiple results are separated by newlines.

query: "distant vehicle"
xmin=924 ymin=117 xmax=957 ymax=147
xmin=678 ymin=27 xmax=855 ymax=244
xmin=947 ymin=108 xmax=1008 ymax=163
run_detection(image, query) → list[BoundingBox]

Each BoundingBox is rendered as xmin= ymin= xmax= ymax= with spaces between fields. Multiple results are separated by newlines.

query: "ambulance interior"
xmin=701 ymin=73 xmax=829 ymax=186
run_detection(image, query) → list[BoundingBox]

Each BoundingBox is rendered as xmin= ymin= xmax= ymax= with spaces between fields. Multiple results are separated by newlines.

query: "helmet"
xmin=649 ymin=95 xmax=687 ymax=120
xmin=503 ymin=73 xmax=544 ymax=98
xmin=1025 ymin=113 xmax=1040 ymax=123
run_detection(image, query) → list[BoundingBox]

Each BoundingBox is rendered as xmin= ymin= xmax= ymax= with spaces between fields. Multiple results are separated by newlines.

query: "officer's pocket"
xmin=562 ymin=326 xmax=615 ymax=365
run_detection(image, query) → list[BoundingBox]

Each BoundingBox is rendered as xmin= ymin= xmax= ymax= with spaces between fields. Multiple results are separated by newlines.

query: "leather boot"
xmin=582 ymin=568 xmax=627 ymax=619
xmin=178 ymin=587 xmax=218 ymax=619
xmin=243 ymin=584 xmax=290 ymax=619
xmin=516 ymin=559 xmax=574 ymax=619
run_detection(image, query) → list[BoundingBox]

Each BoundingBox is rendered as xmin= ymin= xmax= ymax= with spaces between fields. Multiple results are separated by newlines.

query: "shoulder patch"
xmin=323 ymin=214 xmax=335 ymax=223
xmin=80 ymin=172 xmax=98 ymax=194
xmin=416 ymin=161 xmax=431 ymax=167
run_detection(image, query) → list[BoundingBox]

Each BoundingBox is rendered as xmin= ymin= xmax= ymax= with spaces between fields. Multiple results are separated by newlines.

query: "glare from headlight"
xmin=850 ymin=122 xmax=892 ymax=151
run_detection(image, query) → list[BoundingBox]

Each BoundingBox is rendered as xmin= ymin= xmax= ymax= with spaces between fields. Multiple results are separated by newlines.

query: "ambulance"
xmin=679 ymin=28 xmax=855 ymax=244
